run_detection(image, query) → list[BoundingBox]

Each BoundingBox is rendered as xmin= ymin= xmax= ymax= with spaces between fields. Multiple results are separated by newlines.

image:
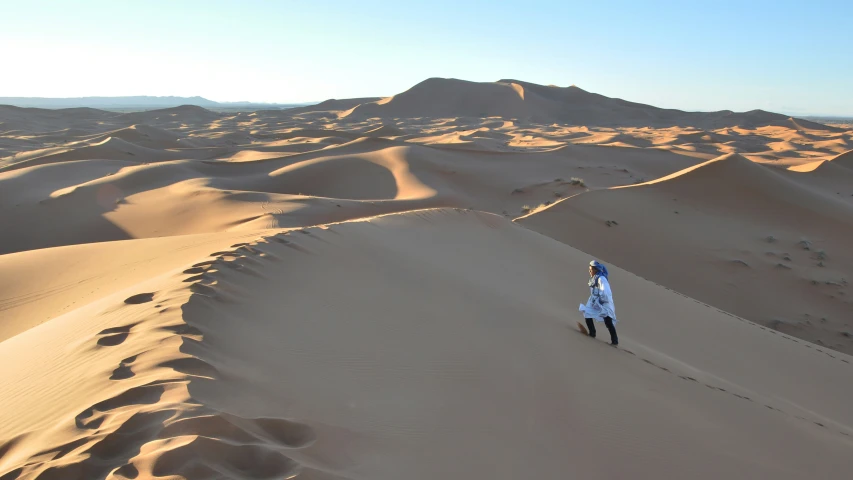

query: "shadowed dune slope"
xmin=784 ymin=149 xmax=853 ymax=204
xmin=830 ymin=148 xmax=853 ymax=168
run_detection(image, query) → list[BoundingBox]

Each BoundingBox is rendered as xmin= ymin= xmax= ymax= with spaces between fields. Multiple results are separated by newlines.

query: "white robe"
xmin=579 ymin=275 xmax=618 ymax=323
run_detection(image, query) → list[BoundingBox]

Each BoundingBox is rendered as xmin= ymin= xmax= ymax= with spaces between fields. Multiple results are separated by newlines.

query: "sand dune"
xmin=1 ymin=210 xmax=851 ymax=480
xmin=0 ymin=136 xmax=195 ymax=172
xmin=283 ymin=97 xmax=382 ymax=117
xmin=0 ymin=105 xmax=118 ymax=132
xmin=118 ymin=105 xmax=222 ymax=125
xmin=782 ymin=149 xmax=853 ymax=207
xmin=90 ymin=124 xmax=189 ymax=149
xmin=344 ymin=78 xmax=538 ymax=121
xmin=363 ymin=124 xmax=406 ymax=138
xmin=2 ymin=80 xmax=853 ymax=479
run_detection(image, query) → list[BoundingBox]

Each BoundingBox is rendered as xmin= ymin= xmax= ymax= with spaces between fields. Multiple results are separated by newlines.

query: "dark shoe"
xmin=610 ymin=341 xmax=618 ymax=346
xmin=585 ymin=319 xmax=596 ymax=338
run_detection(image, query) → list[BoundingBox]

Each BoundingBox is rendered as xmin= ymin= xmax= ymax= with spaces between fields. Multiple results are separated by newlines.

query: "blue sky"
xmin=2 ymin=0 xmax=851 ymax=115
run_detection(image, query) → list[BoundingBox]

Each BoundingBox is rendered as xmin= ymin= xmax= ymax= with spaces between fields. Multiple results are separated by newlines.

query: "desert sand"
xmin=1 ymin=78 xmax=852 ymax=479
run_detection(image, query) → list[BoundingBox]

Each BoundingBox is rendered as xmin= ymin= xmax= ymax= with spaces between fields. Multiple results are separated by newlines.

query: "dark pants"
xmin=585 ymin=317 xmax=618 ymax=345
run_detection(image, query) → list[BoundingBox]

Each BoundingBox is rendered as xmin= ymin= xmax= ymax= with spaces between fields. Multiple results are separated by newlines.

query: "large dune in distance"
xmin=2 ymin=78 xmax=853 ymax=479
xmin=0 ymin=105 xmax=119 ymax=132
xmin=283 ymin=97 xmax=382 ymax=118
xmin=342 ymin=78 xmax=843 ymax=131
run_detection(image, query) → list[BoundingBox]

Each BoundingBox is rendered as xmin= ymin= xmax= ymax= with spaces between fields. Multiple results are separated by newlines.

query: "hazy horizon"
xmin=2 ymin=0 xmax=852 ymax=116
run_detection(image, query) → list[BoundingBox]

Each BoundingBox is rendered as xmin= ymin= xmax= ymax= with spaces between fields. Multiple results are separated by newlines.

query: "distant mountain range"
xmin=0 ymin=96 xmax=312 ymax=110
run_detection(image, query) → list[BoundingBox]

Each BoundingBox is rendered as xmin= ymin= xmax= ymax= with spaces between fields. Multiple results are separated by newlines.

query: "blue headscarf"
xmin=589 ymin=260 xmax=609 ymax=285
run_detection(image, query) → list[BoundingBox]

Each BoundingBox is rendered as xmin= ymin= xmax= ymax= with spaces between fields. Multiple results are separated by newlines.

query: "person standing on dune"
xmin=580 ymin=260 xmax=619 ymax=345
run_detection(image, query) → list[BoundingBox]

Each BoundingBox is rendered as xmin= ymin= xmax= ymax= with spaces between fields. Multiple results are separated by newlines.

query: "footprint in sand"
xmin=110 ymin=355 xmax=138 ymax=380
xmin=146 ymin=435 xmax=302 ymax=479
xmin=192 ymin=260 xmax=218 ymax=268
xmin=124 ymin=292 xmax=155 ymax=304
xmin=118 ymin=413 xmax=315 ymax=479
xmin=160 ymin=323 xmax=203 ymax=341
xmin=158 ymin=357 xmax=219 ymax=379
xmin=209 ymin=251 xmax=241 ymax=257
xmin=271 ymin=237 xmax=312 ymax=254
xmin=190 ymin=283 xmax=218 ymax=298
xmin=96 ymin=324 xmax=137 ymax=347
xmin=160 ymin=414 xmax=315 ymax=449
xmin=39 ymin=410 xmax=174 ymax=480
xmin=75 ymin=381 xmax=174 ymax=429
